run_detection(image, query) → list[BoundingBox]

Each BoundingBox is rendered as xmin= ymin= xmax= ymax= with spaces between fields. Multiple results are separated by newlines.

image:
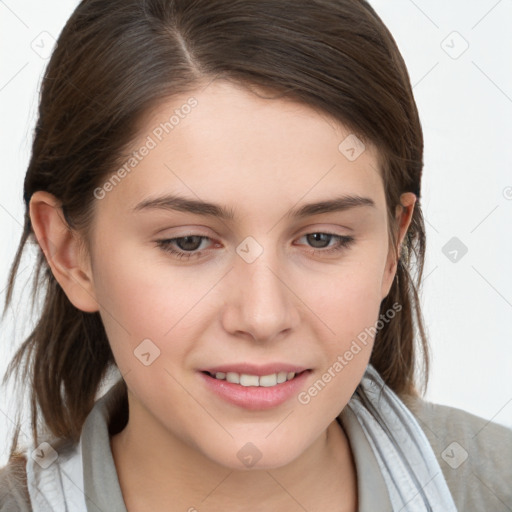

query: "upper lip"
xmin=200 ymin=363 xmax=310 ymax=376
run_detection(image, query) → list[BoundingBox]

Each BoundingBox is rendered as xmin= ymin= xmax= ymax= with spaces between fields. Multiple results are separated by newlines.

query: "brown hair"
xmin=2 ymin=0 xmax=428 ymax=457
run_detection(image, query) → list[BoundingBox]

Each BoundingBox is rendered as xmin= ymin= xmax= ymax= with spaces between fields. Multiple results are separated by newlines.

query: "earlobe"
xmin=29 ymin=191 xmax=99 ymax=313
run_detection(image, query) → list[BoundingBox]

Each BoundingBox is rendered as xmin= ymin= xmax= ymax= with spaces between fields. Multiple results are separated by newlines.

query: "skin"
xmin=30 ymin=79 xmax=415 ymax=511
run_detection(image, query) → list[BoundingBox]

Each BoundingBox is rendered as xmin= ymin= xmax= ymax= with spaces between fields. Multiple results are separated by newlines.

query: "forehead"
xmin=102 ymin=80 xmax=386 ymax=219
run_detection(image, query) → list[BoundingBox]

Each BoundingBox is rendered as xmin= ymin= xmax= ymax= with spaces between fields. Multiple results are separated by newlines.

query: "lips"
xmin=197 ymin=363 xmax=312 ymax=410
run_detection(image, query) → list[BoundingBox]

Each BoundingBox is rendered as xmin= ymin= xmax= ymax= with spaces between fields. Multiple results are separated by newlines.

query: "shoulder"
xmin=0 ymin=454 xmax=31 ymax=512
xmin=403 ymin=394 xmax=512 ymax=511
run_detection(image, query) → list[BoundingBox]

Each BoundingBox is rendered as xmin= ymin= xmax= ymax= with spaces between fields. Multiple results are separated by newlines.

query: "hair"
xmin=2 ymin=0 xmax=428 ymax=459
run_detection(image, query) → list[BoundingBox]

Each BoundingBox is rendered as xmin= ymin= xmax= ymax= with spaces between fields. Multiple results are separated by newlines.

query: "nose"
xmin=221 ymin=243 xmax=300 ymax=343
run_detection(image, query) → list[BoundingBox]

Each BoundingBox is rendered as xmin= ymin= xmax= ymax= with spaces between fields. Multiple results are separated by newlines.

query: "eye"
xmin=155 ymin=232 xmax=355 ymax=260
xmin=296 ymin=232 xmax=355 ymax=255
xmin=156 ymin=235 xmax=213 ymax=260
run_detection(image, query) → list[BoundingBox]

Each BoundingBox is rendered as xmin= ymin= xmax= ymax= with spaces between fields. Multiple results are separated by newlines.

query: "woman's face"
xmin=87 ymin=79 xmax=408 ymax=469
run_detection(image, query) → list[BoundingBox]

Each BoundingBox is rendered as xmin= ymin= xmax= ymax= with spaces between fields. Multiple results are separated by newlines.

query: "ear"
xmin=29 ymin=191 xmax=99 ymax=312
xmin=380 ymin=192 xmax=417 ymax=300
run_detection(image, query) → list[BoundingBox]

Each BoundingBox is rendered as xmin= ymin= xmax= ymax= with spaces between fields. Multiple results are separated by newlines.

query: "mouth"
xmin=198 ymin=366 xmax=312 ymax=410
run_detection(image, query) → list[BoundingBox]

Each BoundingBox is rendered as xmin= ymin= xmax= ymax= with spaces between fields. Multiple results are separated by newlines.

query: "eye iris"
xmin=307 ymin=233 xmax=331 ymax=248
xmin=177 ymin=236 xmax=203 ymax=251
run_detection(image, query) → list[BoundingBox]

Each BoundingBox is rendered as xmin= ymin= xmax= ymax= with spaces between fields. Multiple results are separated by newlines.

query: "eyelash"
xmin=155 ymin=232 xmax=355 ymax=260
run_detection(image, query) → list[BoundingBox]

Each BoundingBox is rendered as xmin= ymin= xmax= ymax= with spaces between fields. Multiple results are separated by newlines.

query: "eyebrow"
xmin=132 ymin=193 xmax=375 ymax=220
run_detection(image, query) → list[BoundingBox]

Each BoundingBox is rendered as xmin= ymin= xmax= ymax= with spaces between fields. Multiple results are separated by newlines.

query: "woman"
xmin=1 ymin=0 xmax=510 ymax=510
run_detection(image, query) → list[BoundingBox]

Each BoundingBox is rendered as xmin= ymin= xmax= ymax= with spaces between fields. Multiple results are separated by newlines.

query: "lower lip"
xmin=199 ymin=370 xmax=311 ymax=410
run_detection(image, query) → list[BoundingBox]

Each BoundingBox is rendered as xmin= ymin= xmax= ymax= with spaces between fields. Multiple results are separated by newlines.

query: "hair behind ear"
xmin=4 ymin=242 xmax=115 ymax=456
xmin=371 ymin=202 xmax=428 ymax=397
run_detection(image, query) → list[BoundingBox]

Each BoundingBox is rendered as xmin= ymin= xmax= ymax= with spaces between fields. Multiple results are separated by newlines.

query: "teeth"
xmin=210 ymin=371 xmax=298 ymax=387
xmin=226 ymin=372 xmax=240 ymax=384
xmin=259 ymin=374 xmax=277 ymax=387
xmin=240 ymin=374 xmax=259 ymax=387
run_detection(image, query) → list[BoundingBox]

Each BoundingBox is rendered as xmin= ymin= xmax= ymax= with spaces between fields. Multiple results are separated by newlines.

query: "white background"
xmin=1 ymin=0 xmax=511 ymax=467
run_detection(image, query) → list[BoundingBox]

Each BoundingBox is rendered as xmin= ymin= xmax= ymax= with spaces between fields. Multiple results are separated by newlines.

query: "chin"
xmin=201 ymin=437 xmax=305 ymax=471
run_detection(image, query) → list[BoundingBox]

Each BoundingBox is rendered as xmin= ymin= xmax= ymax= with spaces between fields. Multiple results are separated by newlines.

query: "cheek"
xmin=313 ymin=252 xmax=387 ymax=336
xmin=90 ymin=236 xmax=191 ymax=370
xmin=298 ymin=271 xmax=385 ymax=417
xmin=303 ymin=247 xmax=387 ymax=398
xmin=90 ymin=237 xmax=230 ymax=383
